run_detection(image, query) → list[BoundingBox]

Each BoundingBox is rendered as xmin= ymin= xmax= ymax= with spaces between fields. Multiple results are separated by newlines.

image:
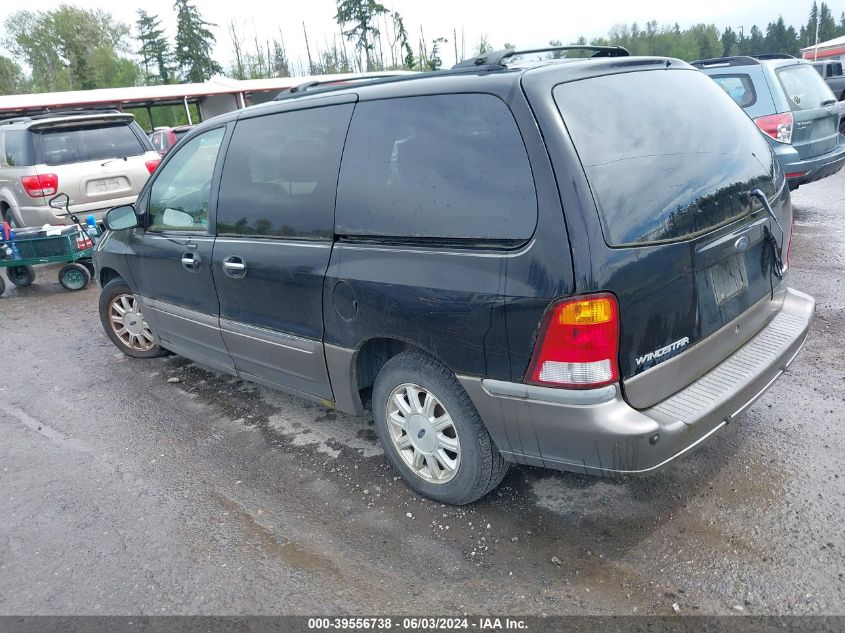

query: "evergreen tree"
xmin=136 ymin=10 xmax=173 ymax=84
xmin=818 ymin=2 xmax=837 ymax=42
xmin=722 ymin=27 xmax=739 ymax=56
xmin=173 ymin=0 xmax=222 ymax=82
xmin=335 ymin=0 xmax=389 ymax=72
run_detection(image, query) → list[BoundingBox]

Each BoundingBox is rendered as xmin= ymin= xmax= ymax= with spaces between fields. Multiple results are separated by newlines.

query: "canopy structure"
xmin=801 ymin=34 xmax=845 ymax=61
xmin=0 ymin=72 xmax=413 ymax=127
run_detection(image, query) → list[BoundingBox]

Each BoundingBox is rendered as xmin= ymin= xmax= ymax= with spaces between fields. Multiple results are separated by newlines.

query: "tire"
xmin=373 ymin=351 xmax=508 ymax=505
xmin=7 ymin=265 xmax=35 ymax=287
xmin=0 ymin=274 xmax=5 ymax=297
xmin=58 ymin=263 xmax=91 ymax=291
xmin=98 ymin=278 xmax=167 ymax=358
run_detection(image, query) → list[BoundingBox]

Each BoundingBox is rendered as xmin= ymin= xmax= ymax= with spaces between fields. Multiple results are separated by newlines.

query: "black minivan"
xmin=94 ymin=47 xmax=814 ymax=504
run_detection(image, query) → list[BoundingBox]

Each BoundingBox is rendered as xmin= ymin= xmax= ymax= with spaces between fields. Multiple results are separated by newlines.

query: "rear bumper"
xmin=17 ymin=196 xmax=136 ymax=227
xmin=776 ymin=138 xmax=845 ymax=188
xmin=459 ymin=287 xmax=815 ymax=475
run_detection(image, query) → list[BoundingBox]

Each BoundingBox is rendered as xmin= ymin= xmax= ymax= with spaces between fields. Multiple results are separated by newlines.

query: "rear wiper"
xmin=751 ymin=189 xmax=783 ymax=233
xmin=101 ymin=156 xmax=128 ymax=166
xmin=821 ymin=99 xmax=838 ymax=106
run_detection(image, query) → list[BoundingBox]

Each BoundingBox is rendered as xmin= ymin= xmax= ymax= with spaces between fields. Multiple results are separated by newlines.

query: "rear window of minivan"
xmin=555 ymin=69 xmax=778 ymax=247
xmin=34 ymin=122 xmax=146 ymax=166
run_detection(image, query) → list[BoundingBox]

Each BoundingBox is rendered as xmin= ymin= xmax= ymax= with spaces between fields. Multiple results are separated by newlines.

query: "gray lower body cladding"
xmin=458 ymin=287 xmax=814 ymax=475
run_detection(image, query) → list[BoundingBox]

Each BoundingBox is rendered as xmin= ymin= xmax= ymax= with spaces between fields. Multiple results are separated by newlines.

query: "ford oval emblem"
xmin=734 ymin=235 xmax=750 ymax=252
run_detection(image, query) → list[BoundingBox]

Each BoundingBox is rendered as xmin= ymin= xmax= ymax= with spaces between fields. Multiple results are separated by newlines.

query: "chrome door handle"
xmin=222 ymin=256 xmax=246 ymax=277
xmin=181 ymin=252 xmax=200 ymax=271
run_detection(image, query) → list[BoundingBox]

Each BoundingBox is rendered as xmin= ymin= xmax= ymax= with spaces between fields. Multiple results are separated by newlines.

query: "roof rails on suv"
xmin=453 ymin=45 xmax=630 ymax=70
xmin=691 ymin=53 xmax=796 ymax=68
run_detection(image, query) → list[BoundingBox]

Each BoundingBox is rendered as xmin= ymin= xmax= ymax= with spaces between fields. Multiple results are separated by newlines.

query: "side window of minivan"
xmin=147 ymin=127 xmax=225 ymax=232
xmin=335 ymin=94 xmax=537 ymax=242
xmin=216 ymin=104 xmax=354 ymax=239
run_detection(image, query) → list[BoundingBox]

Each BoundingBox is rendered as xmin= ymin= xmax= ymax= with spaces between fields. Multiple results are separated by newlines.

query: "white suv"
xmin=0 ymin=111 xmax=161 ymax=227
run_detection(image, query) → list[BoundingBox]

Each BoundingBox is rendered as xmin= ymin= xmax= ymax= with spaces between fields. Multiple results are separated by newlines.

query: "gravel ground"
xmin=0 ymin=171 xmax=843 ymax=616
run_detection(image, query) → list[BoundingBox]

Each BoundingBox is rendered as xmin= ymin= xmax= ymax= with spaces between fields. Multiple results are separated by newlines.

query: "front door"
xmin=211 ymin=99 xmax=355 ymax=399
xmin=129 ymin=125 xmax=235 ymax=374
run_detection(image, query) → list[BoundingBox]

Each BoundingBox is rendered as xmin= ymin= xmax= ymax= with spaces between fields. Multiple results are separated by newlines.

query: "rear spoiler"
xmin=27 ymin=113 xmax=135 ymax=129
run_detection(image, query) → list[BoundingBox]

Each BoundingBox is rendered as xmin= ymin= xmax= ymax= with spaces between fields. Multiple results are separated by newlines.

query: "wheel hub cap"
xmin=124 ymin=311 xmax=144 ymax=335
xmin=408 ymin=414 xmax=436 ymax=453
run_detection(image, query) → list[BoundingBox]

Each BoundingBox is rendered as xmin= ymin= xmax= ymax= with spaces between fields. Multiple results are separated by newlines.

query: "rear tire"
xmin=7 ymin=265 xmax=35 ymax=287
xmin=0 ymin=274 xmax=5 ymax=297
xmin=373 ymin=351 xmax=508 ymax=505
xmin=98 ymin=278 xmax=167 ymax=358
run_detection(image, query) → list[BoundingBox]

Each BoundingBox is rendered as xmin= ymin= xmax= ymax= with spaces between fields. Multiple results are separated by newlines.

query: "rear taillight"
xmin=526 ymin=293 xmax=620 ymax=389
xmin=20 ymin=174 xmax=58 ymax=198
xmin=145 ymin=159 xmax=161 ymax=173
xmin=754 ymin=112 xmax=793 ymax=144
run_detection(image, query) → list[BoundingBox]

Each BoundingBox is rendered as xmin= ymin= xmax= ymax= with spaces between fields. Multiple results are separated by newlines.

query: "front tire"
xmin=98 ymin=278 xmax=167 ymax=358
xmin=373 ymin=351 xmax=507 ymax=505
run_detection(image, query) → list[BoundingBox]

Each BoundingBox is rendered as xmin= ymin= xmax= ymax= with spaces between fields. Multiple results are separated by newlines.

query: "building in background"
xmin=802 ymin=35 xmax=845 ymax=64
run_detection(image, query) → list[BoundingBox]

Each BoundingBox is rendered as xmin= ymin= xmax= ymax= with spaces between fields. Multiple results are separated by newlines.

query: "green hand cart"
xmin=0 ymin=225 xmax=94 ymax=297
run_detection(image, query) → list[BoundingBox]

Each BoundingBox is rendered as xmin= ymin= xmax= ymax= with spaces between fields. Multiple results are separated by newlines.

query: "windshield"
xmin=777 ymin=64 xmax=837 ymax=111
xmin=35 ymin=122 xmax=146 ymax=166
xmin=554 ymin=69 xmax=779 ymax=247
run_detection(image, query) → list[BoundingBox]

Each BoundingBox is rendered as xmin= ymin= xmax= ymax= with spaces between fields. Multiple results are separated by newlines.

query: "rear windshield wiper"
xmin=821 ymin=99 xmax=838 ymax=106
xmin=101 ymin=156 xmax=129 ymax=166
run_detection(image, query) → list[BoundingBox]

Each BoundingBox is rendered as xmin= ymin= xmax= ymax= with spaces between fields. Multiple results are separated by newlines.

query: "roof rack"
xmin=689 ymin=56 xmax=761 ymax=68
xmin=453 ymin=45 xmax=630 ymax=69
xmin=275 ymin=74 xmax=412 ymax=100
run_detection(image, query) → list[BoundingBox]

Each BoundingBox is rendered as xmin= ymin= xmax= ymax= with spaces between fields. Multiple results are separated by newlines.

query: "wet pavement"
xmin=0 ymin=172 xmax=843 ymax=616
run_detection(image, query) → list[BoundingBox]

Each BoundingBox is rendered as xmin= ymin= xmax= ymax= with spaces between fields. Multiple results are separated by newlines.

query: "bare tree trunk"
xmin=339 ymin=26 xmax=350 ymax=71
xmin=229 ymin=19 xmax=245 ymax=79
xmin=453 ymin=28 xmax=458 ymax=66
xmin=303 ymin=22 xmax=315 ymax=75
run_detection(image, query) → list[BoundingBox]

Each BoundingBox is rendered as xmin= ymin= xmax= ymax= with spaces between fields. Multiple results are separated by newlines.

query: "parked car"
xmin=94 ymin=47 xmax=814 ymax=504
xmin=810 ymin=60 xmax=845 ymax=101
xmin=149 ymin=125 xmax=193 ymax=156
xmin=692 ymin=54 xmax=845 ymax=189
xmin=0 ymin=110 xmax=160 ymax=228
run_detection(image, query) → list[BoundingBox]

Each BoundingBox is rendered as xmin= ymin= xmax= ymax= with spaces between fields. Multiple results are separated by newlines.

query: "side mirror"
xmin=104 ymin=205 xmax=139 ymax=231
xmin=49 ymin=193 xmax=70 ymax=214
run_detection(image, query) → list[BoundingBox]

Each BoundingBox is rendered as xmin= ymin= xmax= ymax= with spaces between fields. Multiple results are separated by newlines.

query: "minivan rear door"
xmin=775 ymin=63 xmax=840 ymax=159
xmin=551 ymin=66 xmax=789 ymax=409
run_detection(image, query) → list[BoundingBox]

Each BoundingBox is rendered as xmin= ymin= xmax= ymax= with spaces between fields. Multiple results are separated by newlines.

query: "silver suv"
xmin=0 ymin=111 xmax=160 ymax=227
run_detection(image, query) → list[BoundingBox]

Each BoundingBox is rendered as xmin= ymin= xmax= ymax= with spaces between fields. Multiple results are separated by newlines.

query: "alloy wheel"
xmin=386 ymin=383 xmax=461 ymax=484
xmin=109 ymin=293 xmax=156 ymax=352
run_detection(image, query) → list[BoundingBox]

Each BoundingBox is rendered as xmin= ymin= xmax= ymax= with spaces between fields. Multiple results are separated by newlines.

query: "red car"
xmin=148 ymin=125 xmax=193 ymax=156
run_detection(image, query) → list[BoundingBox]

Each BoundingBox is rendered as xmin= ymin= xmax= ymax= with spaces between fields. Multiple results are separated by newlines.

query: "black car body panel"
xmin=94 ymin=56 xmax=814 ymax=482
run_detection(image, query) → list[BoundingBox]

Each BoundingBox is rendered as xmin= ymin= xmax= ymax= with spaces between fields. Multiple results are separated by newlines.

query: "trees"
xmin=173 ymin=0 xmax=222 ymax=82
xmin=335 ymin=0 xmax=389 ymax=72
xmin=136 ymin=11 xmax=174 ymax=85
xmin=0 ymin=56 xmax=26 ymax=95
xmin=3 ymin=7 xmax=136 ymax=92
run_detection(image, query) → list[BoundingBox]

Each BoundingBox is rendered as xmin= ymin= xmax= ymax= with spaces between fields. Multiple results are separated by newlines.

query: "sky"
xmin=0 ymin=0 xmax=825 ymax=72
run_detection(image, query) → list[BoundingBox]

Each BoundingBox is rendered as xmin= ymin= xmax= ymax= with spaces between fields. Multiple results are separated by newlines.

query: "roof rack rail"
xmin=0 ymin=108 xmax=124 ymax=124
xmin=0 ymin=116 xmax=32 ymax=126
xmin=453 ymin=45 xmax=630 ymax=69
xmin=752 ymin=53 xmax=796 ymax=60
xmin=275 ymin=74 xmax=412 ymax=100
xmin=689 ymin=56 xmax=761 ymax=68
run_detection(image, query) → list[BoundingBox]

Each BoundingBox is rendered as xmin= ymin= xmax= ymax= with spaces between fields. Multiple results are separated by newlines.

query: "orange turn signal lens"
xmin=557 ymin=297 xmax=615 ymax=325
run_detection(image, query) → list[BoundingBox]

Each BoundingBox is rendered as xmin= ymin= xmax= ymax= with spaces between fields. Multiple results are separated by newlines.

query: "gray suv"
xmin=693 ymin=54 xmax=845 ymax=189
xmin=0 ymin=111 xmax=160 ymax=227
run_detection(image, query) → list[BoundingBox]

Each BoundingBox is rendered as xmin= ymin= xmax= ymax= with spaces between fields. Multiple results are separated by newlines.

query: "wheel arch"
xmin=326 ymin=336 xmax=447 ymax=416
xmin=98 ymin=266 xmax=123 ymax=288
